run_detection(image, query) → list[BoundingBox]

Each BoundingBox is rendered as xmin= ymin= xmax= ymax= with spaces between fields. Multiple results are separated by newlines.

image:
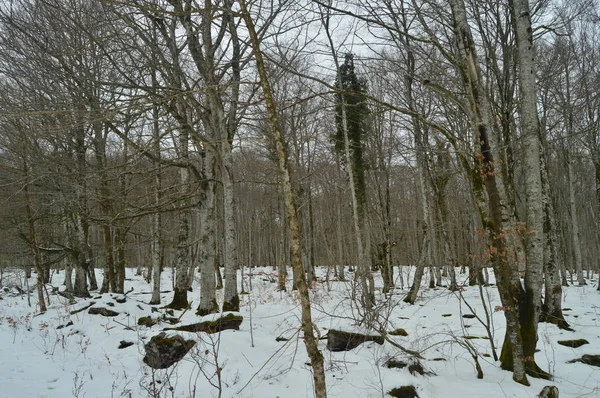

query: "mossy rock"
xmin=557 ymin=339 xmax=589 ymax=348
xmin=164 ymin=313 xmax=243 ymax=333
xmin=143 ymin=333 xmax=196 ymax=369
xmin=568 ymin=354 xmax=600 ymax=367
xmin=88 ymin=307 xmax=119 ymax=317
xmin=388 ymin=385 xmax=419 ymax=398
xmin=389 ymin=328 xmax=408 ymax=337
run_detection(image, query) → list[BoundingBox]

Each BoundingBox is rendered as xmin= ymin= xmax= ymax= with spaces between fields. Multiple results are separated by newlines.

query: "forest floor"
xmin=0 ymin=266 xmax=599 ymax=398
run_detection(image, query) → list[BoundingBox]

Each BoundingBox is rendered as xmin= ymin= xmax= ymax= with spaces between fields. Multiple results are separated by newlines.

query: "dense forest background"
xmin=0 ymin=0 xmax=599 ymax=391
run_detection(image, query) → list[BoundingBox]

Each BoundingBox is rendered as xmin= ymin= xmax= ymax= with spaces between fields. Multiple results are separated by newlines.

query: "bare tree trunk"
xmin=405 ymin=124 xmax=434 ymax=302
xmin=238 ymin=2 xmax=327 ymax=396
xmin=167 ymin=128 xmax=190 ymax=310
xmin=197 ymin=149 xmax=218 ymax=315
xmin=336 ymin=186 xmax=345 ymax=281
xmin=114 ymin=227 xmax=126 ymax=294
xmin=222 ymin=146 xmax=240 ymax=311
xmin=566 ymin=152 xmax=585 ymax=285
xmin=540 ymin=140 xmax=569 ymax=329
xmin=64 ymin=261 xmax=73 ymax=293
xmin=73 ymin=213 xmax=90 ymax=298
xmin=510 ymin=0 xmax=550 ymax=379
xmin=23 ymin=160 xmax=46 ymax=312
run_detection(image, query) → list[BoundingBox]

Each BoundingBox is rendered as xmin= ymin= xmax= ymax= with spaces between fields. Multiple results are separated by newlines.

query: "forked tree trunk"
xmin=239 ymin=2 xmax=327 ymax=396
xmin=405 ymin=124 xmax=434 ymax=302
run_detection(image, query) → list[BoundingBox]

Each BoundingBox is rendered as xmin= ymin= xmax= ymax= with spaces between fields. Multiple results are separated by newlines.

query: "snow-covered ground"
xmin=0 ymin=266 xmax=599 ymax=398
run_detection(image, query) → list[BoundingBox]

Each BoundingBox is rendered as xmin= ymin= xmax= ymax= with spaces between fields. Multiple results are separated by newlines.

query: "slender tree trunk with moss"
xmin=450 ymin=0 xmax=528 ymax=384
xmin=540 ymin=141 xmax=569 ymax=329
xmin=238 ymin=2 xmax=327 ymax=396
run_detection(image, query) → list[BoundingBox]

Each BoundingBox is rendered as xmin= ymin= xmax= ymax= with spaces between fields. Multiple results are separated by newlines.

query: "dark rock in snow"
xmin=539 ymin=386 xmax=559 ymax=398
xmin=462 ymin=314 xmax=476 ymax=319
xmin=56 ymin=321 xmax=74 ymax=330
xmin=143 ymin=332 xmax=196 ymax=369
xmin=138 ymin=316 xmax=158 ymax=327
xmin=389 ymin=328 xmax=408 ymax=336
xmin=88 ymin=307 xmax=119 ymax=317
xmin=384 ymin=359 xmax=408 ymax=369
xmin=408 ymin=361 xmax=435 ymax=376
xmin=326 ymin=329 xmax=384 ymax=351
xmin=388 ymin=385 xmax=419 ymax=398
xmin=557 ymin=339 xmax=589 ymax=348
xmin=118 ymin=341 xmax=134 ymax=349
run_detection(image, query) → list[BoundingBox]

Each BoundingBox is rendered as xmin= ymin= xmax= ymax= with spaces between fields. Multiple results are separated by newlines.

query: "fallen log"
xmin=163 ymin=313 xmax=243 ymax=334
xmin=326 ymin=329 xmax=384 ymax=351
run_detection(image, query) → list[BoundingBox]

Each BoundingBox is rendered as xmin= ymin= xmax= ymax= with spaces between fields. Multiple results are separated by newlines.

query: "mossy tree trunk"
xmin=449 ymin=0 xmax=529 ymax=384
